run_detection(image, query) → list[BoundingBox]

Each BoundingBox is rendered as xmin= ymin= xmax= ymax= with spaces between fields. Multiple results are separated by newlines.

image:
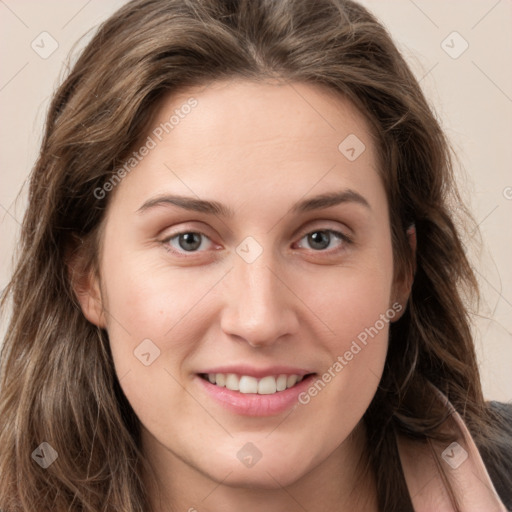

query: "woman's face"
xmin=80 ymin=79 xmax=406 ymax=489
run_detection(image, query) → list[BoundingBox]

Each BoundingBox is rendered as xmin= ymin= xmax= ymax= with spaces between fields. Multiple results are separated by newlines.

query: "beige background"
xmin=0 ymin=1 xmax=510 ymax=402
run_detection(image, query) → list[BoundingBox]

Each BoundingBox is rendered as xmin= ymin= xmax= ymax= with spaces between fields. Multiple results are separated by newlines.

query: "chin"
xmin=197 ymin=438 xmax=317 ymax=490
xmin=217 ymin=462 xmax=308 ymax=490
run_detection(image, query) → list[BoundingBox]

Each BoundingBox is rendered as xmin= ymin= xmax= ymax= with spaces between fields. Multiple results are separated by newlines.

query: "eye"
xmin=295 ymin=229 xmax=351 ymax=252
xmin=162 ymin=231 xmax=215 ymax=254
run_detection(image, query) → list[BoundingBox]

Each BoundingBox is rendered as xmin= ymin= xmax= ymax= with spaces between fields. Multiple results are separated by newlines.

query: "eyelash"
xmin=161 ymin=228 xmax=353 ymax=257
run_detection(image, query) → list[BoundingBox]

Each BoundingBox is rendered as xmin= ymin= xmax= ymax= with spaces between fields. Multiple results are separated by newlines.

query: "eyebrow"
xmin=136 ymin=189 xmax=370 ymax=217
xmin=291 ymin=189 xmax=370 ymax=213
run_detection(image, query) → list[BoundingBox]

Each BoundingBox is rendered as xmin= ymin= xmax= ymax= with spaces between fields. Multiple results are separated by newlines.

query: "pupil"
xmin=309 ymin=231 xmax=330 ymax=250
xmin=179 ymin=232 xmax=201 ymax=251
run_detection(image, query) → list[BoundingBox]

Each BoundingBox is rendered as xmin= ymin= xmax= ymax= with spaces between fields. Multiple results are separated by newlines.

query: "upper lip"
xmin=197 ymin=365 xmax=314 ymax=379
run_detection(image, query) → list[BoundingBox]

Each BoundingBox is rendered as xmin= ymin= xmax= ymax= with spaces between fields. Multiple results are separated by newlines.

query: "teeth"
xmin=205 ymin=373 xmax=306 ymax=394
xmin=286 ymin=375 xmax=298 ymax=388
xmin=225 ymin=373 xmax=239 ymax=391
xmin=276 ymin=374 xmax=287 ymax=392
xmin=239 ymin=376 xmax=258 ymax=393
xmin=258 ymin=376 xmax=277 ymax=394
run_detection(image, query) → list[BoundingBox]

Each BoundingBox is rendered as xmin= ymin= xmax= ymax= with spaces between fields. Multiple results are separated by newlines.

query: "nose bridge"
xmin=220 ymin=240 xmax=297 ymax=346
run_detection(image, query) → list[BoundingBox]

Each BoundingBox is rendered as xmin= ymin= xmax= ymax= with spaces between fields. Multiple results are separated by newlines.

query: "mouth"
xmin=198 ymin=372 xmax=315 ymax=395
xmin=196 ymin=370 xmax=317 ymax=416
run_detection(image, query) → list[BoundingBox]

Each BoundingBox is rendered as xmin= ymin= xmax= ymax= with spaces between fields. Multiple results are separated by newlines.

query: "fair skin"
xmin=75 ymin=79 xmax=411 ymax=512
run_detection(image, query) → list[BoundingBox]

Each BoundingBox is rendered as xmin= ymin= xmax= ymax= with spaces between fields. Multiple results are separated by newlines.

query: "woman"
xmin=0 ymin=0 xmax=510 ymax=510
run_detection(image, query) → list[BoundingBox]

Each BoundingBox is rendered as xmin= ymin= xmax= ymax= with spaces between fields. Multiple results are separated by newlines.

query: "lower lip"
xmin=196 ymin=374 xmax=316 ymax=417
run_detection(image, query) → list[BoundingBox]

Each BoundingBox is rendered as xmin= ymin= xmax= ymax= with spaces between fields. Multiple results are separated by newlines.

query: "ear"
xmin=391 ymin=224 xmax=416 ymax=321
xmin=66 ymin=238 xmax=107 ymax=329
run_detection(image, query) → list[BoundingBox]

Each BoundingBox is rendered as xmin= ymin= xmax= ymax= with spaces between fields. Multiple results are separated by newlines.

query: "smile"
xmin=199 ymin=373 xmax=309 ymax=395
xmin=196 ymin=371 xmax=317 ymax=416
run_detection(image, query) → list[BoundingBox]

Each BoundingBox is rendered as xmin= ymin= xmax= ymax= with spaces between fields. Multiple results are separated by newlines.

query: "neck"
xmin=142 ymin=421 xmax=378 ymax=512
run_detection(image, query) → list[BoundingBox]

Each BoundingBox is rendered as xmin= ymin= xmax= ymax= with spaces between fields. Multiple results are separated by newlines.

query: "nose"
xmin=220 ymin=248 xmax=299 ymax=348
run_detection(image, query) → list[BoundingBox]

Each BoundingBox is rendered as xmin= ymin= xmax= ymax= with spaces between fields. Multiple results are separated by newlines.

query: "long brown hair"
xmin=0 ymin=0 xmax=506 ymax=510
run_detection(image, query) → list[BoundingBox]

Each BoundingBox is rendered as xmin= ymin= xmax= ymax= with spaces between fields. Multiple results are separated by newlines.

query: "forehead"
xmin=155 ymin=78 xmax=377 ymax=160
xmin=111 ymin=78 xmax=383 ymax=212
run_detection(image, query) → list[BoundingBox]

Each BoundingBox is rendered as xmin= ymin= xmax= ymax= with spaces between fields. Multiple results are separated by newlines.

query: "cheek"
xmin=98 ymin=268 xmax=198 ymax=433
xmin=293 ymin=243 xmax=394 ymax=413
xmin=303 ymin=272 xmax=392 ymax=406
xmin=97 ymin=249 xmax=231 ymax=413
xmin=101 ymin=248 xmax=221 ymax=342
xmin=297 ymin=252 xmax=394 ymax=353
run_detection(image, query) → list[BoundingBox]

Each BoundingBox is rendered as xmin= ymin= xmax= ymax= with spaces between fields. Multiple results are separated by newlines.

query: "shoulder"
xmin=478 ymin=401 xmax=512 ymax=511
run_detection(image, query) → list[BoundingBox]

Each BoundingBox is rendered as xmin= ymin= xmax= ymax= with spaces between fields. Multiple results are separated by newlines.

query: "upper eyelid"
xmin=163 ymin=224 xmax=348 ymax=240
xmin=295 ymin=224 xmax=351 ymax=239
xmin=162 ymin=217 xmax=351 ymax=238
xmin=291 ymin=219 xmax=354 ymax=245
